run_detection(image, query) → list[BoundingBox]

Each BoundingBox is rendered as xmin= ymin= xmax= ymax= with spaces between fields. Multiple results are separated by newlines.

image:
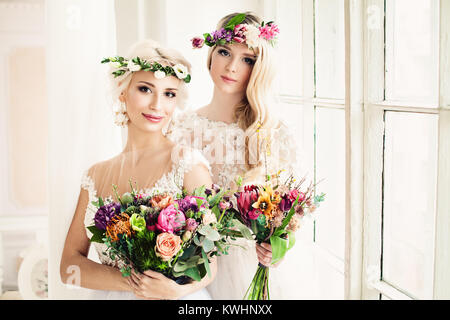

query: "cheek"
xmin=126 ymin=90 xmax=148 ymax=112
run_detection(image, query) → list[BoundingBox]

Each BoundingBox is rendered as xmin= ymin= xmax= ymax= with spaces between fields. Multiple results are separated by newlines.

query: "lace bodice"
xmin=166 ymin=110 xmax=304 ymax=191
xmin=81 ymin=147 xmax=211 ymax=268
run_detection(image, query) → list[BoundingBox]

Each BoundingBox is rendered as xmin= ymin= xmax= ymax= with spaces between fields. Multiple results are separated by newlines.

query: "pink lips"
xmin=142 ymin=113 xmax=163 ymax=123
xmin=221 ymin=75 xmax=237 ymax=83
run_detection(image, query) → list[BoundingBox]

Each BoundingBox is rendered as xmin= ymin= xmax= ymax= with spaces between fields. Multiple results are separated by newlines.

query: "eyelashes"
xmin=138 ymin=86 xmax=152 ymax=93
xmin=218 ymin=48 xmax=255 ymax=66
xmin=137 ymin=86 xmax=176 ymax=98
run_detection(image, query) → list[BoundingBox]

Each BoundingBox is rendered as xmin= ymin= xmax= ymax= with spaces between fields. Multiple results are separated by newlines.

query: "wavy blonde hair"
xmin=206 ymin=12 xmax=279 ymax=179
xmin=108 ymin=39 xmax=192 ymax=109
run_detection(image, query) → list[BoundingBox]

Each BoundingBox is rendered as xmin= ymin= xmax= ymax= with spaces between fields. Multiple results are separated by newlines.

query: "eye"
xmin=165 ymin=91 xmax=176 ymax=98
xmin=243 ymin=57 xmax=255 ymax=66
xmin=218 ymin=48 xmax=230 ymax=57
xmin=138 ymin=86 xmax=151 ymax=93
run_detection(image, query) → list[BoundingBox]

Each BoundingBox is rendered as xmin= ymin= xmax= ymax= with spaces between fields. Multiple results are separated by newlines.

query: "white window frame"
xmin=270 ymin=0 xmax=450 ymax=300
xmin=361 ymin=0 xmax=450 ymax=300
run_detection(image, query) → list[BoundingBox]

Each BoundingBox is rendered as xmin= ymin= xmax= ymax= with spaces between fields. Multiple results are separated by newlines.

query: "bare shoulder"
xmin=86 ymin=154 xmax=121 ymax=180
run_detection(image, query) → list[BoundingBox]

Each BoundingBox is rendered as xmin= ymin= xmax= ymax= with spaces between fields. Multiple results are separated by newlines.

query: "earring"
xmin=114 ymin=101 xmax=129 ymax=127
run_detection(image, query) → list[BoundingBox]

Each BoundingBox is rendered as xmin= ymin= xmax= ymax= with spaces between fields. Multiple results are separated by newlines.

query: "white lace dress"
xmin=81 ymin=147 xmax=212 ymax=300
xmin=166 ymin=110 xmax=303 ymax=300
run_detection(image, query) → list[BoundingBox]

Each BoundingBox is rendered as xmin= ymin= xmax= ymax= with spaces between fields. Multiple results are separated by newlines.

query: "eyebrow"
xmin=138 ymin=81 xmax=178 ymax=91
xmin=220 ymin=44 xmax=257 ymax=58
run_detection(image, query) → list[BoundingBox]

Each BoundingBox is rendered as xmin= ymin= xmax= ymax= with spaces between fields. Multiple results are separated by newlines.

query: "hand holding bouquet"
xmin=87 ymin=182 xmax=248 ymax=284
xmin=234 ymin=174 xmax=326 ymax=299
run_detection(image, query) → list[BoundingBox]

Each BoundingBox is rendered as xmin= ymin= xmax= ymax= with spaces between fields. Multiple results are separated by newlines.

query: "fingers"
xmin=143 ymin=269 xmax=166 ymax=279
xmin=256 ymin=244 xmax=272 ymax=267
xmin=258 ymin=242 xmax=272 ymax=251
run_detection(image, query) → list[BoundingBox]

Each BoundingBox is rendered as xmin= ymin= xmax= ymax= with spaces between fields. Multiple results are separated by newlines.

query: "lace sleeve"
xmin=173 ymin=146 xmax=212 ymax=187
xmin=164 ymin=110 xmax=192 ymax=147
xmin=80 ymin=169 xmax=97 ymax=200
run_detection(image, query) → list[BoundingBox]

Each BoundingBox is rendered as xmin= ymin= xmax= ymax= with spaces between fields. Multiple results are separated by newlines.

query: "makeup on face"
xmin=124 ymin=71 xmax=180 ymax=131
xmin=210 ymin=44 xmax=257 ymax=93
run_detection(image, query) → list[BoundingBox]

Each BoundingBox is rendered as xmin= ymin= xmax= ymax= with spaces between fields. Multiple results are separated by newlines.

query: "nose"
xmin=226 ymin=57 xmax=238 ymax=73
xmin=149 ymin=93 xmax=162 ymax=111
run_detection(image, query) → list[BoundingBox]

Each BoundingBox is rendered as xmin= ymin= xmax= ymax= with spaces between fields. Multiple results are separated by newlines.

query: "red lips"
xmin=221 ymin=75 xmax=237 ymax=83
xmin=142 ymin=113 xmax=163 ymax=123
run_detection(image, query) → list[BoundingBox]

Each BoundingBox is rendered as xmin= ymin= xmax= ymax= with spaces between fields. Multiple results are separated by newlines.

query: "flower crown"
xmin=101 ymin=56 xmax=191 ymax=83
xmin=191 ymin=13 xmax=280 ymax=49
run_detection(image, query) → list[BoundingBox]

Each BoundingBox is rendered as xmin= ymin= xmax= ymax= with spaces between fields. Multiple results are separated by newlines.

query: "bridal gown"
xmin=166 ymin=110 xmax=304 ymax=300
xmin=81 ymin=146 xmax=212 ymax=300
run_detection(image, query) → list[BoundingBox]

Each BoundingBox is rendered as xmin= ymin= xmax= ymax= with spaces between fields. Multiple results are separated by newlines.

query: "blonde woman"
xmin=60 ymin=39 xmax=216 ymax=300
xmin=166 ymin=12 xmax=301 ymax=299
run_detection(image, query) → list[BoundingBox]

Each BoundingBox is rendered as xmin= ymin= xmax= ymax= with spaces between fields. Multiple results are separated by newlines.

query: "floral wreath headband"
xmin=191 ymin=13 xmax=280 ymax=49
xmin=101 ymin=56 xmax=191 ymax=83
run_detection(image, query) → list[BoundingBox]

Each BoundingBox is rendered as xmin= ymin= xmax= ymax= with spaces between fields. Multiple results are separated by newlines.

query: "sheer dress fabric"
xmin=81 ymin=146 xmax=212 ymax=300
xmin=165 ymin=110 xmax=304 ymax=300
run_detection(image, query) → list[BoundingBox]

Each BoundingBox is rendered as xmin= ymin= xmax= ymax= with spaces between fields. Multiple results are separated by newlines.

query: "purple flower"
xmin=185 ymin=218 xmax=199 ymax=232
xmin=191 ymin=37 xmax=204 ymax=49
xmin=177 ymin=196 xmax=207 ymax=214
xmin=94 ymin=202 xmax=121 ymax=230
xmin=279 ymin=194 xmax=293 ymax=212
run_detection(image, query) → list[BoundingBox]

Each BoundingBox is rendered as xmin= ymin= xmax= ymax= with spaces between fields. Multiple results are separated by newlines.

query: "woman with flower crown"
xmin=60 ymin=39 xmax=217 ymax=300
xmin=165 ymin=12 xmax=303 ymax=299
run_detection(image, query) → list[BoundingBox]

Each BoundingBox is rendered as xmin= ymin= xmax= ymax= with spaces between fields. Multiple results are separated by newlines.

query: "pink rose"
xmin=233 ymin=24 xmax=247 ymax=43
xmin=155 ymin=233 xmax=182 ymax=261
xmin=191 ymin=37 xmax=204 ymax=49
xmin=288 ymin=190 xmax=305 ymax=203
xmin=248 ymin=209 xmax=262 ymax=220
xmin=185 ymin=218 xmax=199 ymax=232
xmin=156 ymin=204 xmax=186 ymax=233
xmin=219 ymin=201 xmax=230 ymax=210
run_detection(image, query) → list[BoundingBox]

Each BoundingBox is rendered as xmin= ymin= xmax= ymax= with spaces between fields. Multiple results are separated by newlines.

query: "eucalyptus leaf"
xmin=206 ymin=229 xmax=221 ymax=242
xmin=202 ymin=238 xmax=214 ymax=252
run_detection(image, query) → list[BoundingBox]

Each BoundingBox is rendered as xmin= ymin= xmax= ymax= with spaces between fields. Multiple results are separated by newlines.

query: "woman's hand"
xmin=127 ymin=269 xmax=187 ymax=300
xmin=255 ymin=242 xmax=284 ymax=268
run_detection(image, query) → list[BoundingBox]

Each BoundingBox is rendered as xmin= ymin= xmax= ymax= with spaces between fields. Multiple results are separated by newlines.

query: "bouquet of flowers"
xmin=87 ymin=182 xmax=249 ymax=284
xmin=234 ymin=174 xmax=326 ymax=299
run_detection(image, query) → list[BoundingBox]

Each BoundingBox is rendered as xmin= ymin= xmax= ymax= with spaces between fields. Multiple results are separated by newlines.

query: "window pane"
xmin=382 ymin=111 xmax=438 ymax=299
xmin=385 ymin=0 xmax=438 ymax=105
xmin=315 ymin=107 xmax=345 ymax=260
xmin=315 ymin=0 xmax=345 ymax=100
xmin=276 ymin=0 xmax=303 ymax=96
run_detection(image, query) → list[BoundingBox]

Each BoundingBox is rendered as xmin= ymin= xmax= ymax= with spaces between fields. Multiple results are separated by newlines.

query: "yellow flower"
xmin=263 ymin=185 xmax=281 ymax=205
xmin=252 ymin=190 xmax=275 ymax=219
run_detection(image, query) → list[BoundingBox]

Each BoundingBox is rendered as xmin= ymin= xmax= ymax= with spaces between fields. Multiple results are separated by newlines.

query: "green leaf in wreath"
xmin=225 ymin=13 xmax=246 ymax=30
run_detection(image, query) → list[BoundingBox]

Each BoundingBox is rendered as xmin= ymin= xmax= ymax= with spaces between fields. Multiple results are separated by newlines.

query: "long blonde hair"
xmin=206 ymin=12 xmax=279 ymax=178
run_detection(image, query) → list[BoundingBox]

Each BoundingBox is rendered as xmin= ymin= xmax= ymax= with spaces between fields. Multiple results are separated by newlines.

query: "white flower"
xmin=127 ymin=59 xmax=141 ymax=72
xmin=173 ymin=63 xmax=189 ymax=80
xmin=154 ymin=70 xmax=166 ymax=79
xmin=202 ymin=209 xmax=217 ymax=225
xmin=243 ymin=24 xmax=262 ymax=48
xmin=110 ymin=61 xmax=121 ymax=69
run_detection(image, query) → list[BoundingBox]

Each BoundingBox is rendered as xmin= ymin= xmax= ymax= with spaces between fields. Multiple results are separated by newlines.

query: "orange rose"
xmin=155 ymin=232 xmax=182 ymax=261
xmin=150 ymin=194 xmax=174 ymax=210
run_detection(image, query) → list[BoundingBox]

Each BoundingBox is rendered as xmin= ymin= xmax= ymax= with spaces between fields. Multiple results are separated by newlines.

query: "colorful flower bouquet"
xmin=234 ymin=174 xmax=326 ymax=300
xmin=87 ymin=182 xmax=250 ymax=284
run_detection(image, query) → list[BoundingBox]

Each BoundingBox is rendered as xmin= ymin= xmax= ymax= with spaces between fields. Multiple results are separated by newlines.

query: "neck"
xmin=122 ymin=124 xmax=167 ymax=158
xmin=205 ymin=86 xmax=246 ymax=124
